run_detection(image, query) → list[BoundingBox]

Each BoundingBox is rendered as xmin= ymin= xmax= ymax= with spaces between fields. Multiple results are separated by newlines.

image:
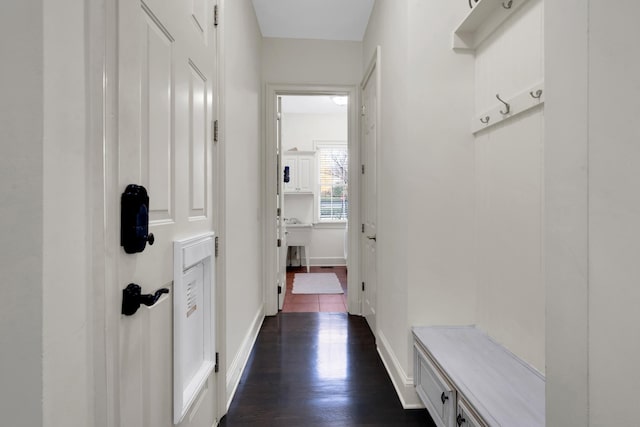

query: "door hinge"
xmin=277 ymin=207 xmax=281 ymax=217
xmin=214 ymin=352 xmax=219 ymax=373
xmin=215 ymin=236 xmax=219 ymax=257
xmin=214 ymin=5 xmax=219 ymax=27
xmin=361 ymin=223 xmax=365 ymax=233
xmin=277 ymin=238 xmax=282 ymax=247
xmin=278 ymin=285 xmax=282 ymax=294
xmin=361 ymin=164 xmax=365 ymax=174
xmin=362 ymin=282 xmax=365 ymax=291
xmin=361 ymin=105 xmax=366 ymax=116
xmin=213 ymin=119 xmax=219 ymax=143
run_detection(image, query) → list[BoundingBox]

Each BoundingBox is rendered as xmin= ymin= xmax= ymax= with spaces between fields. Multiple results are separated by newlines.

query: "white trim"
xmin=97 ymin=0 xmax=121 ymax=425
xmin=225 ymin=305 xmax=265 ymax=410
xmin=359 ymin=46 xmax=382 ymax=326
xmin=173 ymin=233 xmax=216 ymax=424
xmin=264 ymin=83 xmax=360 ymax=316
xmin=377 ymin=330 xmax=423 ymax=409
xmin=306 ymin=257 xmax=347 ymax=267
xmin=214 ymin=1 xmax=227 ymax=422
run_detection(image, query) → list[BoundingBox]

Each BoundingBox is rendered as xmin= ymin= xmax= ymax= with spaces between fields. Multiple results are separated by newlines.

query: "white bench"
xmin=412 ymin=326 xmax=545 ymax=427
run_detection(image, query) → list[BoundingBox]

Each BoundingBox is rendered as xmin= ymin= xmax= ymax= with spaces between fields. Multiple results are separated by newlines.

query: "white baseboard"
xmin=292 ymin=256 xmax=347 ymax=267
xmin=287 ymin=257 xmax=347 ymax=267
xmin=310 ymin=257 xmax=346 ymax=266
xmin=226 ymin=305 xmax=264 ymax=410
xmin=377 ymin=330 xmax=423 ymax=409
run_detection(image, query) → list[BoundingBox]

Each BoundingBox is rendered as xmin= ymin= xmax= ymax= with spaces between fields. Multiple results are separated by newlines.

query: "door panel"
xmin=141 ymin=13 xmax=174 ymax=223
xmin=361 ymin=57 xmax=378 ymax=334
xmin=115 ymin=0 xmax=217 ymax=426
xmin=189 ymin=61 xmax=208 ymax=218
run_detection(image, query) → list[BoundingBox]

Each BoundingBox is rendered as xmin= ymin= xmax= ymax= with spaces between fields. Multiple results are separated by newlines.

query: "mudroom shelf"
xmin=453 ymin=0 xmax=530 ymax=50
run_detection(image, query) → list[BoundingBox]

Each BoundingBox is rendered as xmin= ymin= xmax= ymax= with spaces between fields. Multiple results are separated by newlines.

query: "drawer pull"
xmin=440 ymin=392 xmax=449 ymax=405
xmin=457 ymin=414 xmax=466 ymax=426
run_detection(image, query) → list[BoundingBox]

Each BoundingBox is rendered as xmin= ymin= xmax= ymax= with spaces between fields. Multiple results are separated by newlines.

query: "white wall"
xmin=282 ymin=113 xmax=347 ymax=151
xmin=262 ymin=38 xmax=362 ymax=85
xmin=405 ymin=0 xmax=476 ymax=332
xmin=473 ymin=0 xmax=545 ymax=372
xmin=42 ymin=0 xmax=92 ymax=425
xmin=363 ymin=0 xmax=476 ymax=406
xmin=282 ymin=112 xmax=348 ymax=264
xmin=221 ymin=0 xmax=264 ymax=405
xmin=0 ymin=3 xmax=44 ymax=426
xmin=261 ymin=39 xmax=361 ymax=274
xmin=1 ymin=2 xmax=93 ymax=426
xmin=362 ymin=0 xmax=414 ymax=404
xmin=546 ymin=1 xmax=640 ymax=425
xmin=364 ymin=0 xmax=547 ymax=406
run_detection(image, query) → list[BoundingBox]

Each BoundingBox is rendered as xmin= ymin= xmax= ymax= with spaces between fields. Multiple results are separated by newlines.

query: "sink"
xmin=285 ymin=223 xmax=312 ymax=246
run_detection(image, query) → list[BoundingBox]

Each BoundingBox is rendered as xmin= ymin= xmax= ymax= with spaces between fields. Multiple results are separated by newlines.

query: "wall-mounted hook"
xmin=480 ymin=116 xmax=490 ymax=124
xmin=530 ymin=89 xmax=543 ymax=99
xmin=502 ymin=0 xmax=513 ymax=9
xmin=496 ymin=94 xmax=511 ymax=115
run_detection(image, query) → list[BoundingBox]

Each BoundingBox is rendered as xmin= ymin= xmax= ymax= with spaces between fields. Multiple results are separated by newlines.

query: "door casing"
xmin=360 ymin=47 xmax=381 ymax=336
xmin=263 ymin=84 xmax=361 ymax=316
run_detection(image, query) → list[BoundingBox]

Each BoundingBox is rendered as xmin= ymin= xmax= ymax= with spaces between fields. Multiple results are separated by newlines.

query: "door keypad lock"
xmin=121 ymin=184 xmax=155 ymax=253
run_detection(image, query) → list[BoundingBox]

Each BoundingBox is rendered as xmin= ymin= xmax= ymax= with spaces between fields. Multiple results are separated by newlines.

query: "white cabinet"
xmin=412 ymin=326 xmax=545 ymax=427
xmin=283 ymin=151 xmax=315 ymax=194
xmin=414 ymin=344 xmax=456 ymax=427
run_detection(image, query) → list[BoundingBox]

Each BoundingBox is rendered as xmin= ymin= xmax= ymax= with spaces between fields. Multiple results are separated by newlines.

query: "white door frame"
xmin=263 ymin=84 xmax=361 ymax=316
xmin=360 ymin=46 xmax=381 ymax=337
xmin=87 ymin=1 xmax=227 ymax=425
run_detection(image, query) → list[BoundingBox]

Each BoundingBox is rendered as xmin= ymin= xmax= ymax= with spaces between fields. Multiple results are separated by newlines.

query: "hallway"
xmin=221 ymin=313 xmax=433 ymax=426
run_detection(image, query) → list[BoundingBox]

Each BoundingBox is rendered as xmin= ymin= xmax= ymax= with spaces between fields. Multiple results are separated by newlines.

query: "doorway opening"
xmin=263 ymin=84 xmax=360 ymax=317
xmin=279 ymin=95 xmax=349 ymax=313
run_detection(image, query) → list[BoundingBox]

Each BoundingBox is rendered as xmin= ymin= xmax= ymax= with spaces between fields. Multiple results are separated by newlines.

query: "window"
xmin=316 ymin=142 xmax=348 ymax=221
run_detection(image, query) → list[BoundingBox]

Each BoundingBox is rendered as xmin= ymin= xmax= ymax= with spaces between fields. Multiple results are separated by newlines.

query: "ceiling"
xmin=251 ymin=0 xmax=375 ymax=42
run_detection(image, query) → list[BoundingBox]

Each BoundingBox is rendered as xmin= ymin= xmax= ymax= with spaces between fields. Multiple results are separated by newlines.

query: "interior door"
xmin=116 ymin=0 xmax=217 ymax=426
xmin=276 ymin=96 xmax=287 ymax=309
xmin=361 ymin=57 xmax=378 ymax=335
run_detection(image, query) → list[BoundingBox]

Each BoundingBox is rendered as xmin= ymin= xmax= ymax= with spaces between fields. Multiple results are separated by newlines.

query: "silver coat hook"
xmin=480 ymin=116 xmax=490 ymax=124
xmin=502 ymin=0 xmax=513 ymax=9
xmin=496 ymin=94 xmax=510 ymax=115
xmin=530 ymin=89 xmax=543 ymax=99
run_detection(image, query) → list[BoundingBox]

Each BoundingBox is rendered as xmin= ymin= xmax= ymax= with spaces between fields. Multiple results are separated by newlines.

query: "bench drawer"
xmin=456 ymin=399 xmax=485 ymax=427
xmin=414 ymin=343 xmax=455 ymax=427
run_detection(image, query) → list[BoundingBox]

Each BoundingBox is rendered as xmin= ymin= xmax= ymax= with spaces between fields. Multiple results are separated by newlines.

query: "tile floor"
xmin=282 ymin=266 xmax=348 ymax=313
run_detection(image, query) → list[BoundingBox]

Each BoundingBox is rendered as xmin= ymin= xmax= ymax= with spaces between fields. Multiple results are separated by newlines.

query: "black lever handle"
xmin=122 ymin=283 xmax=169 ymax=316
xmin=441 ymin=392 xmax=449 ymax=405
xmin=457 ymin=414 xmax=466 ymax=426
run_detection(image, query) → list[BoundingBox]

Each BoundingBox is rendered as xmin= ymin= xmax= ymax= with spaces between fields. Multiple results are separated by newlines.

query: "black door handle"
xmin=457 ymin=414 xmax=466 ymax=426
xmin=122 ymin=283 xmax=169 ymax=316
xmin=441 ymin=392 xmax=449 ymax=405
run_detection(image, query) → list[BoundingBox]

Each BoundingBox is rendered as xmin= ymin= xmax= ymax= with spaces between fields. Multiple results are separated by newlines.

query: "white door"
xmin=115 ymin=0 xmax=217 ymax=426
xmin=361 ymin=53 xmax=379 ymax=335
xmin=277 ymin=96 xmax=287 ymax=309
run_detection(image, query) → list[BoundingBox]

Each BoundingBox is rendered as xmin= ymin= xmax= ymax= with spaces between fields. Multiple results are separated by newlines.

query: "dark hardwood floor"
xmin=220 ymin=312 xmax=434 ymax=426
